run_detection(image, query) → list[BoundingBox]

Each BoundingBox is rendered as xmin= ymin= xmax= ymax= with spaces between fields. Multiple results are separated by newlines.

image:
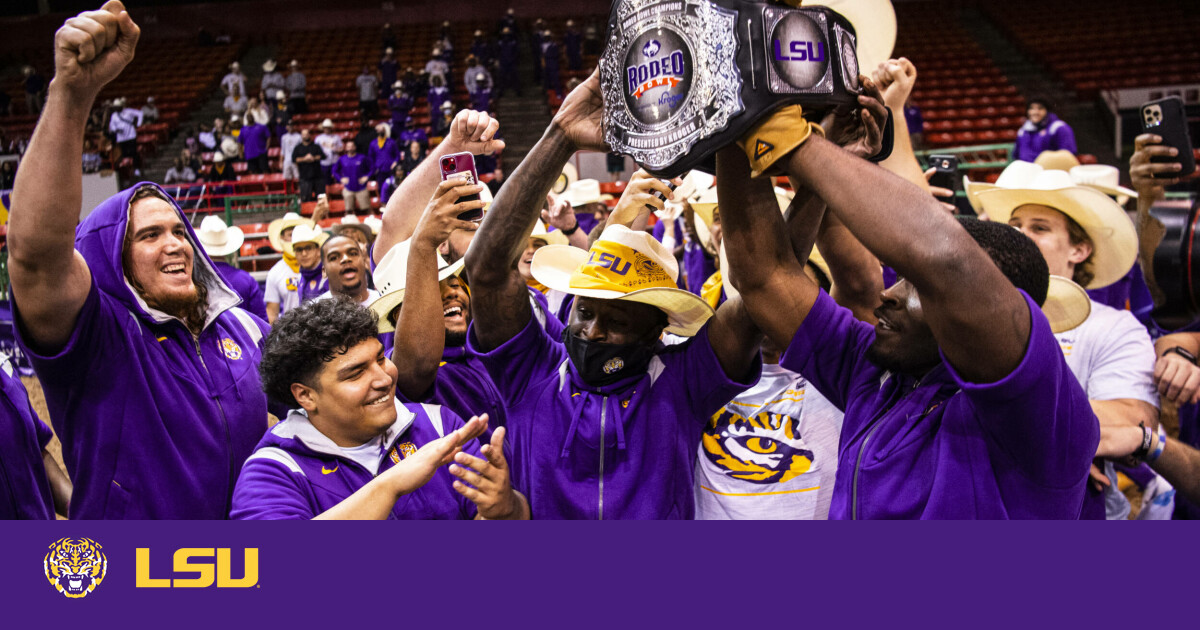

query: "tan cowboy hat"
xmin=283 ymin=223 xmax=328 ymax=256
xmin=553 ymin=163 xmax=579 ymax=195
xmin=1034 ymin=150 xmax=1081 ymax=173
xmin=530 ymin=220 xmax=569 ymax=247
xmin=531 ymin=224 xmax=715 ymax=336
xmin=1044 ymin=275 xmax=1091 ymax=334
xmin=369 ymin=239 xmax=465 ymax=333
xmin=197 ymin=216 xmax=245 ymax=258
xmin=563 ymin=179 xmax=603 ymax=207
xmin=691 ymin=185 xmax=792 ymax=251
xmin=807 ymin=0 xmax=897 ymax=73
xmin=963 ymin=160 xmax=1044 ymax=214
xmin=335 ymin=214 xmax=375 ymax=244
xmin=268 ymin=211 xmax=311 ymax=253
xmin=976 ymin=169 xmax=1137 ymax=289
xmin=263 ymin=59 xmax=277 ymax=72
xmin=1070 ymin=164 xmax=1138 ymax=202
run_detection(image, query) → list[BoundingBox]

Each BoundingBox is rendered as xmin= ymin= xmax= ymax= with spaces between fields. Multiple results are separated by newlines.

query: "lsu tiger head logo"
xmin=603 ymin=357 xmax=625 ymax=374
xmin=702 ymin=409 xmax=814 ymax=484
xmin=221 ymin=338 xmax=243 ymax=360
xmin=44 ymin=537 xmax=107 ymax=599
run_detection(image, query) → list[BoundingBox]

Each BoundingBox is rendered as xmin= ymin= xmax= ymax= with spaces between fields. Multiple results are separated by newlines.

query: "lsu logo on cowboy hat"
xmin=45 ymin=537 xmax=107 ymax=599
xmin=136 ymin=548 xmax=259 ymax=588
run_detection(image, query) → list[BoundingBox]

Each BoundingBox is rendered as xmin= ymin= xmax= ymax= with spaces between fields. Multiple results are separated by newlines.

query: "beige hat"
xmin=807 ymin=0 xmax=897 ymax=72
xmin=321 ymin=118 xmax=334 ymax=129
xmin=563 ymin=179 xmax=603 ymax=207
xmin=385 ymin=47 xmax=394 ymax=55
xmin=976 ymin=169 xmax=1137 ymax=289
xmin=212 ymin=152 xmax=225 ymax=163
xmin=369 ymin=239 xmax=465 ymax=333
xmin=283 ymin=223 xmax=328 ymax=256
xmin=676 ymin=170 xmax=714 ymax=205
xmin=268 ymin=211 xmax=311 ymax=253
xmin=1034 ymin=150 xmax=1081 ymax=173
xmin=335 ymin=214 xmax=375 ymax=244
xmin=364 ymin=215 xmax=383 ymax=234
xmin=275 ymin=89 xmax=287 ymax=100
xmin=230 ymin=62 xmax=240 ymax=70
xmin=530 ymin=220 xmax=569 ymax=247
xmin=691 ymin=184 xmax=792 ymax=251
xmin=393 ymin=81 xmax=404 ymax=91
xmin=290 ymin=59 xmax=299 ymax=67
xmin=963 ymin=160 xmax=1044 ymax=214
xmin=263 ymin=59 xmax=277 ymax=72
xmin=553 ymin=163 xmax=579 ymax=195
xmin=1069 ymin=164 xmax=1138 ymax=201
xmin=375 ymin=123 xmax=391 ymax=138
xmin=1043 ymin=275 xmax=1091 ymax=334
xmin=197 ymin=216 xmax=245 ymax=258
xmin=531 ymin=224 xmax=715 ymax=336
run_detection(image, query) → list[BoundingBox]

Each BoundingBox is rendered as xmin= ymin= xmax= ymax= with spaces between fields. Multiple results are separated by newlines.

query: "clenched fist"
xmin=53 ymin=1 xmax=140 ymax=98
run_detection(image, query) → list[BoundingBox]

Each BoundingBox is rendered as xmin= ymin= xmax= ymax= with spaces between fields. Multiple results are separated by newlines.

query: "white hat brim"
xmin=370 ymin=258 xmax=464 ymax=334
xmin=977 ymin=185 xmax=1137 ymax=289
xmin=530 ymin=245 xmax=714 ymax=337
xmin=1043 ymin=275 xmax=1091 ymax=334
xmin=963 ymin=177 xmax=996 ymax=215
xmin=200 ymin=227 xmax=245 ymax=258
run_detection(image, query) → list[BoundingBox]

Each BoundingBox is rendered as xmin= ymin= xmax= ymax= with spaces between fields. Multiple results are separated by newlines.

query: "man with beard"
xmin=7 ymin=2 xmax=271 ymax=519
xmin=316 ymin=235 xmax=379 ymax=307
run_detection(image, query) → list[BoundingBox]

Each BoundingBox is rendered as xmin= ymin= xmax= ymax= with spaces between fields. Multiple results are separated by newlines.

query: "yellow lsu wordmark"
xmin=136 ymin=548 xmax=259 ymax=588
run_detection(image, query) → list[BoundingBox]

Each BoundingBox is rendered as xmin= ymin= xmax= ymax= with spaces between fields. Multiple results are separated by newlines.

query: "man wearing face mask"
xmin=464 ymin=74 xmax=763 ymax=519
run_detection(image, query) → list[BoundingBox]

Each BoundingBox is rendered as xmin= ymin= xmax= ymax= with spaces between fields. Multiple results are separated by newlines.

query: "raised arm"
xmin=8 ymin=1 xmax=139 ymax=352
xmin=785 ymin=136 xmax=1030 ymax=383
xmin=391 ymin=179 xmax=483 ymax=400
xmin=465 ymin=71 xmax=606 ymax=351
xmin=373 ymin=110 xmax=505 ymax=263
xmin=872 ymin=58 xmax=930 ymax=191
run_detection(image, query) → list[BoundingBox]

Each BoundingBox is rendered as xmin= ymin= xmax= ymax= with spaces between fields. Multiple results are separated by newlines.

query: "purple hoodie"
xmin=1013 ymin=113 xmax=1077 ymax=162
xmin=299 ymin=262 xmax=328 ymax=304
xmin=12 ymin=183 xmax=272 ymax=519
xmin=334 ymin=153 xmax=370 ymax=192
xmin=0 ymin=355 xmax=55 ymax=519
xmin=230 ymin=401 xmax=479 ymax=519
xmin=213 ymin=260 xmax=267 ymax=321
xmin=367 ymin=137 xmax=400 ymax=178
xmin=240 ymin=123 xmax=270 ymax=160
xmin=781 ymin=290 xmax=1097 ymax=519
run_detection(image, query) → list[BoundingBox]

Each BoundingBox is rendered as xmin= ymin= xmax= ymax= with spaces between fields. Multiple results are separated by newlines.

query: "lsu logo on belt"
xmin=136 ymin=548 xmax=259 ymax=588
xmin=44 ymin=537 xmax=107 ymax=599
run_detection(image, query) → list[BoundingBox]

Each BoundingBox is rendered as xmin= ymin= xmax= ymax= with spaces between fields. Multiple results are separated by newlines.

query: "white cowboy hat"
xmin=530 ymin=220 xmax=569 ymax=247
xmin=212 ymin=152 xmax=225 ymax=163
xmin=1043 ymin=275 xmax=1091 ymax=334
xmin=393 ymin=81 xmax=404 ymax=91
xmin=676 ymin=170 xmax=714 ymax=205
xmin=1034 ymin=149 xmax=1081 ymax=173
xmin=375 ymin=123 xmax=391 ymax=138
xmin=1070 ymin=164 xmax=1138 ymax=201
xmin=691 ymin=184 xmax=792 ymax=251
xmin=553 ymin=162 xmax=579 ymax=195
xmin=275 ymin=89 xmax=287 ymax=100
xmin=268 ymin=211 xmax=311 ymax=253
xmin=230 ymin=62 xmax=240 ymax=70
xmin=531 ymin=224 xmax=715 ymax=336
xmin=385 ymin=47 xmax=394 ymax=55
xmin=290 ymin=59 xmax=300 ymax=67
xmin=963 ymin=160 xmax=1043 ymax=214
xmin=807 ymin=0 xmax=897 ymax=73
xmin=321 ymin=118 xmax=334 ymax=129
xmin=284 ymin=223 xmax=329 ymax=256
xmin=364 ymin=215 xmax=383 ymax=234
xmin=196 ymin=216 xmax=245 ymax=258
xmin=976 ymin=169 xmax=1137 ymax=289
xmin=369 ymin=239 xmax=466 ymax=333
xmin=263 ymin=59 xmax=277 ymax=72
xmin=335 ymin=214 xmax=375 ymax=243
xmin=563 ymin=179 xmax=603 ymax=207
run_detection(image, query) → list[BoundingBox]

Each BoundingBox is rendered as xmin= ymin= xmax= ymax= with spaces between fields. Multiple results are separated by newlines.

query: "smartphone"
xmin=927 ymin=154 xmax=960 ymax=193
xmin=1141 ymin=96 xmax=1197 ymax=178
xmin=439 ymin=151 xmax=483 ymax=220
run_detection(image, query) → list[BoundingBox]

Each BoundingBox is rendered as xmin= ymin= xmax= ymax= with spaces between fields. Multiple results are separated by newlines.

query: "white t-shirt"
xmin=264 ymin=258 xmax=302 ymax=316
xmin=316 ymin=133 xmax=343 ymax=166
xmin=315 ymin=289 xmax=381 ymax=308
xmin=221 ymin=72 xmax=246 ymax=96
xmin=695 ymin=363 xmax=844 ymax=520
xmin=108 ymin=108 xmax=142 ymax=143
xmin=1054 ymin=299 xmax=1160 ymax=519
xmin=280 ymin=132 xmax=302 ymax=168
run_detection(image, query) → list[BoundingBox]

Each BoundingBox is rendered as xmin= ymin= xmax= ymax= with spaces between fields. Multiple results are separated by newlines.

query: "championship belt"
xmin=601 ymin=0 xmax=890 ymax=177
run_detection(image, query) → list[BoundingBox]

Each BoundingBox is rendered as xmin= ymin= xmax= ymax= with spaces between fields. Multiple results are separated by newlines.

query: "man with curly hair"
xmin=232 ymin=298 xmax=529 ymax=519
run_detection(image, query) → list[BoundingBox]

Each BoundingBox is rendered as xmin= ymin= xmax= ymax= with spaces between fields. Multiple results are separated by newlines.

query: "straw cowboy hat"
xmin=263 ymin=59 xmax=277 ymax=72
xmin=335 ymin=214 xmax=374 ymax=244
xmin=976 ymin=168 xmax=1137 ymax=289
xmin=690 ymin=183 xmax=793 ymax=251
xmin=369 ymin=239 xmax=465 ymax=333
xmin=283 ymin=223 xmax=328 ymax=256
xmin=807 ymin=0 xmax=897 ymax=72
xmin=268 ymin=211 xmax=311 ymax=253
xmin=530 ymin=220 xmax=569 ymax=247
xmin=1043 ymin=274 xmax=1092 ymax=333
xmin=1033 ymin=150 xmax=1080 ymax=173
xmin=196 ymin=216 xmax=245 ymax=258
xmin=553 ymin=163 xmax=578 ymax=195
xmin=531 ymin=224 xmax=715 ymax=336
xmin=963 ymin=160 xmax=1043 ymax=214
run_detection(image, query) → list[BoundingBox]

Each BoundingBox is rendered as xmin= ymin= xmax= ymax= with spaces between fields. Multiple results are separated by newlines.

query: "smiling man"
xmin=6 ymin=2 xmax=271 ymax=519
xmin=232 ymin=299 xmax=529 ymax=520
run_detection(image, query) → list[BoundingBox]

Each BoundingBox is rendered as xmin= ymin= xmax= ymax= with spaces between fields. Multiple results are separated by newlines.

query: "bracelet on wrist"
xmin=1133 ymin=421 xmax=1154 ymax=461
xmin=561 ymin=221 xmax=580 ymax=236
xmin=1147 ymin=423 xmax=1167 ymax=462
xmin=1162 ymin=346 xmax=1199 ymax=365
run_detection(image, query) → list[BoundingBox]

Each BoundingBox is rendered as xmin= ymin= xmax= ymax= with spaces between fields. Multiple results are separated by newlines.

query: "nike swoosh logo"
xmin=321 ymin=463 xmax=339 ymax=475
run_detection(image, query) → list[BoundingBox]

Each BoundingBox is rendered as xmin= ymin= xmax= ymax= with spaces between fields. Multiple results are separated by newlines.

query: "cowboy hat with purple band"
xmin=600 ymin=0 xmax=896 ymax=177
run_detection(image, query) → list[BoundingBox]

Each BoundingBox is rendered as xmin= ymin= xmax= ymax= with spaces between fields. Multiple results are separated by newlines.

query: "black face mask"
xmin=562 ymin=328 xmax=656 ymax=387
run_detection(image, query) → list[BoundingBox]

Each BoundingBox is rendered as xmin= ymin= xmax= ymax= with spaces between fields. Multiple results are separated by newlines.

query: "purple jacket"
xmin=298 ymin=262 xmax=327 ymax=304
xmin=367 ymin=138 xmax=400 ymax=177
xmin=683 ymin=241 xmax=716 ymax=296
xmin=334 ymin=153 xmax=370 ymax=192
xmin=388 ymin=94 xmax=412 ymax=127
xmin=0 ymin=356 xmax=55 ymax=519
xmin=13 ymin=182 xmax=271 ymax=519
xmin=468 ymin=315 xmax=760 ymax=519
xmin=426 ymin=87 xmax=450 ymax=117
xmin=240 ymin=123 xmax=270 ymax=160
xmin=781 ymin=290 xmax=1097 ymax=519
xmin=230 ymin=402 xmax=479 ymax=519
xmin=399 ymin=127 xmax=428 ymax=149
xmin=213 ymin=261 xmax=267 ymax=321
xmin=1014 ymin=113 xmax=1077 ymax=162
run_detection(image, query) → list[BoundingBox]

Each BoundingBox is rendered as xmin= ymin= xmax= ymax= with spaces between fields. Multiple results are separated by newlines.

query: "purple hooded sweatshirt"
xmin=12 ymin=182 xmax=272 ymax=519
xmin=468 ymin=314 xmax=760 ymax=519
xmin=682 ymin=241 xmax=716 ymax=296
xmin=0 ymin=355 xmax=55 ymax=519
xmin=240 ymin=122 xmax=270 ymax=160
xmin=213 ymin=260 xmax=267 ymax=321
xmin=367 ymin=137 xmax=401 ymax=179
xmin=1013 ymin=113 xmax=1077 ymax=162
xmin=781 ymin=290 xmax=1097 ymax=519
xmin=230 ymin=401 xmax=479 ymax=519
xmin=298 ymin=262 xmax=328 ymax=304
xmin=334 ymin=153 xmax=370 ymax=192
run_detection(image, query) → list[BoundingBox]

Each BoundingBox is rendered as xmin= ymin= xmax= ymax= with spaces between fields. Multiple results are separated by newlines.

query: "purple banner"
xmin=2 ymin=521 xmax=1197 ymax=627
